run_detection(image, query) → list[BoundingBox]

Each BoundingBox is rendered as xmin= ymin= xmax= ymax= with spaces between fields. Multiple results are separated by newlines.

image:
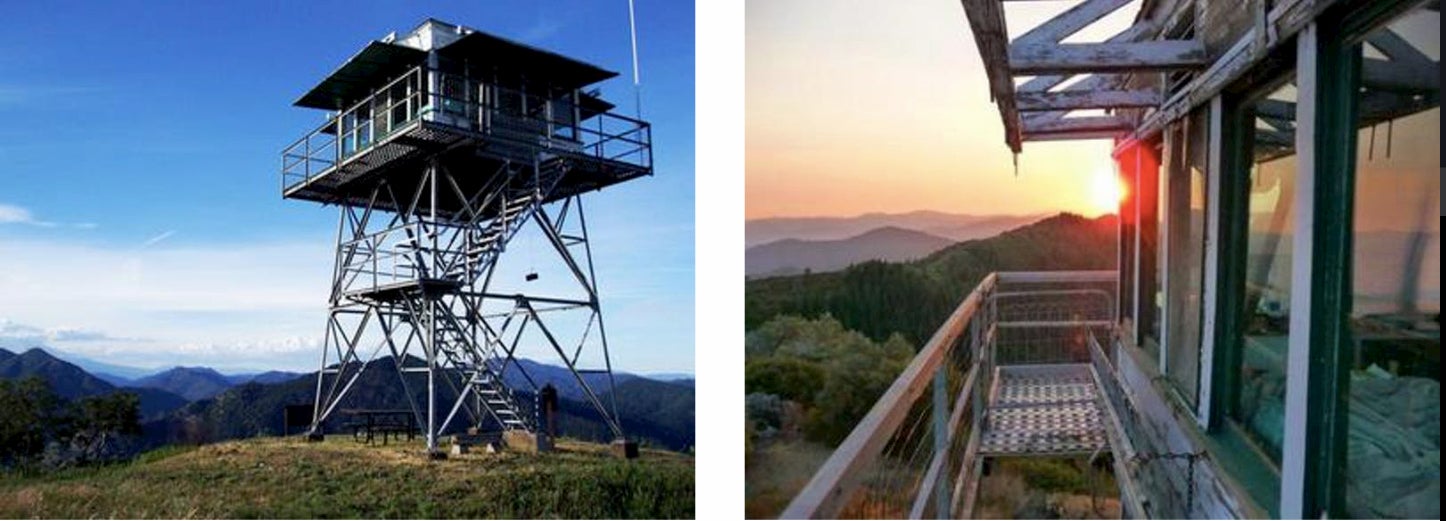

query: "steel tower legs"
xmin=304 ymin=157 xmax=626 ymax=455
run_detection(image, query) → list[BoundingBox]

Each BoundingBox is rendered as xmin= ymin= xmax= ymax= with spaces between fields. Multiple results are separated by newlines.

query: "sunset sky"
xmin=746 ymin=0 xmax=1141 ymax=219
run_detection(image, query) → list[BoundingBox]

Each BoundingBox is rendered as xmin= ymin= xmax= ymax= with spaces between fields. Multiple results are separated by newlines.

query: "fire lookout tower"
xmin=280 ymin=19 xmax=652 ymax=456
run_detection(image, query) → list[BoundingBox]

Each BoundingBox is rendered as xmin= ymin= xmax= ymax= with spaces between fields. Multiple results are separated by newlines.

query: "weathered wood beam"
xmin=1016 ymin=89 xmax=1161 ymax=111
xmin=1024 ymin=130 xmax=1129 ymax=142
xmin=1016 ymin=23 xmax=1154 ymax=93
xmin=1366 ymin=29 xmax=1433 ymax=68
xmin=1359 ymin=89 xmax=1440 ymax=126
xmin=961 ymin=0 xmax=1023 ymax=153
xmin=1363 ymin=57 xmax=1441 ymax=92
xmin=1022 ymin=116 xmax=1133 ymax=140
xmin=1013 ymin=0 xmax=1133 ymax=46
xmin=1010 ymin=40 xmax=1207 ymax=75
xmin=1015 ymin=23 xmax=1156 ymax=132
xmin=1124 ymin=0 xmax=1372 ymax=149
xmin=1256 ymin=99 xmax=1297 ymax=120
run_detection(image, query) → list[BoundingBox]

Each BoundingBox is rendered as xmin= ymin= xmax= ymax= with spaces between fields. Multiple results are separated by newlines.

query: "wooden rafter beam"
xmin=1022 ymin=116 xmax=1132 ymax=141
xmin=1010 ymin=40 xmax=1207 ymax=75
xmin=1016 ymin=23 xmax=1154 ymax=93
xmin=1016 ymin=89 xmax=1161 ymax=111
xmin=960 ymin=0 xmax=1023 ymax=153
xmin=1012 ymin=0 xmax=1132 ymax=46
xmin=1363 ymin=57 xmax=1441 ymax=92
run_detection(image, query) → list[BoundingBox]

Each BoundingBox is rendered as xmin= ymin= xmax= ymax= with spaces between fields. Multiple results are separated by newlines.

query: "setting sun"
xmin=1088 ymin=168 xmax=1126 ymax=216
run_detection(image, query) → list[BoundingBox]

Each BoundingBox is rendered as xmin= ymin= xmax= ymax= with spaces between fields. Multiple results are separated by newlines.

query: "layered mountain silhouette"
xmin=746 ymin=226 xmax=953 ymax=278
xmin=0 ymin=347 xmax=189 ymax=419
xmin=149 ymin=355 xmax=693 ymax=451
xmin=132 ymin=366 xmax=236 ymax=401
xmin=745 ymin=212 xmax=1048 ymax=278
xmin=2 ymin=347 xmax=694 ymax=452
xmin=745 ymin=211 xmax=1044 ymax=248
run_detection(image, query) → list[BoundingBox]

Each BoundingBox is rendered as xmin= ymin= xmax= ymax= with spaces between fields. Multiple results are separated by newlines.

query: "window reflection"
xmin=1343 ymin=6 xmax=1440 ymax=519
xmin=1235 ymin=79 xmax=1297 ymax=463
xmin=1164 ymin=108 xmax=1208 ymax=405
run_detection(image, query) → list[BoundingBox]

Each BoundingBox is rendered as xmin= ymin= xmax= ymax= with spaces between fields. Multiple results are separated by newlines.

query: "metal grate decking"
xmin=979 ymin=364 xmax=1108 ymax=457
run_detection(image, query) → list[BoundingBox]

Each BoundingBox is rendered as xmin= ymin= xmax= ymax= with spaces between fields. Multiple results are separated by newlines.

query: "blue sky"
xmin=0 ymin=0 xmax=695 ymax=375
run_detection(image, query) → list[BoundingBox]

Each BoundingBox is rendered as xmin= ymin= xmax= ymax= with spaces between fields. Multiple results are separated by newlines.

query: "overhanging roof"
xmin=436 ymin=32 xmax=618 ymax=91
xmin=295 ymin=41 xmax=427 ymax=110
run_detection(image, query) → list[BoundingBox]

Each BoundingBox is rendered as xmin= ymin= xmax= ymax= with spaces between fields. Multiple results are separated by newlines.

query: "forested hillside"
xmin=743 ymin=213 xmax=1117 ymax=517
xmin=745 ymin=213 xmax=1117 ymax=346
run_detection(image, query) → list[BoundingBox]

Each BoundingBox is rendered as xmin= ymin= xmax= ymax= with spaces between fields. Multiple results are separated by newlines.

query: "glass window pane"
xmin=1121 ymin=157 xmax=1136 ymax=327
xmin=1343 ymin=6 xmax=1440 ymax=519
xmin=1164 ymin=109 xmax=1208 ymax=405
xmin=1138 ymin=142 xmax=1163 ymax=356
xmin=1235 ymin=79 xmax=1298 ymax=463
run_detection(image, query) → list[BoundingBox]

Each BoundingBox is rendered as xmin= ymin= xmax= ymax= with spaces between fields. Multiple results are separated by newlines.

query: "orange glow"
xmin=1088 ymin=168 xmax=1126 ymax=216
xmin=745 ymin=0 xmax=1139 ymax=220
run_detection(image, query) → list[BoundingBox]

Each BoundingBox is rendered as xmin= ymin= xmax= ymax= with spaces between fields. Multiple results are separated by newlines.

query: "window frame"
xmin=1205 ymin=0 xmax=1429 ymax=516
xmin=1309 ymin=0 xmax=1433 ymax=517
xmin=1205 ymin=36 xmax=1302 ymax=518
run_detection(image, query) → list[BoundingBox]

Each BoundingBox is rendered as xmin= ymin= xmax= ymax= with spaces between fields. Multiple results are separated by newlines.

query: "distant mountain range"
xmin=1 ymin=347 xmax=695 ymax=452
xmin=745 ymin=212 xmax=1046 ymax=278
xmin=747 ymin=226 xmax=954 ymax=278
xmin=132 ymin=366 xmax=237 ymax=401
xmin=0 ymin=348 xmax=189 ymax=419
xmin=745 ymin=211 xmax=1045 ymax=248
xmin=746 ymin=213 xmax=1119 ymax=345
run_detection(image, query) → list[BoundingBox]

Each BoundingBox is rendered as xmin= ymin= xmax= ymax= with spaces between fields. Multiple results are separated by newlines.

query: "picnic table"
xmin=338 ymin=409 xmax=419 ymax=445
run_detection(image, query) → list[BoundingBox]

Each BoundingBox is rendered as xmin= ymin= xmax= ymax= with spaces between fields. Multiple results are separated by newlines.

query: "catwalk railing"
xmin=779 ymin=271 xmax=1116 ymax=519
xmin=281 ymin=65 xmax=652 ymax=194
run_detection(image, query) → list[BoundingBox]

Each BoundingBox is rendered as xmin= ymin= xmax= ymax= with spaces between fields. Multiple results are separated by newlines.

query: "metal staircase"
xmin=448 ymin=158 xmax=570 ymax=282
xmin=430 ymin=310 xmax=531 ymax=432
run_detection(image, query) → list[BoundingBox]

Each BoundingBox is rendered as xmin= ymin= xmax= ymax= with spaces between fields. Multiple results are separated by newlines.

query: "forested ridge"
xmin=745 ymin=213 xmax=1118 ymax=346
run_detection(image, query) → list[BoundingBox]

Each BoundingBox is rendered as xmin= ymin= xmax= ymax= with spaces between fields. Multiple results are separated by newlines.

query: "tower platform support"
xmin=304 ymin=156 xmax=626 ymax=455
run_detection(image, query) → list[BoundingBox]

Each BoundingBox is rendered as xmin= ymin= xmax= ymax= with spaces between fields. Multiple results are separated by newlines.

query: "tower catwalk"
xmin=278 ymin=19 xmax=653 ymax=455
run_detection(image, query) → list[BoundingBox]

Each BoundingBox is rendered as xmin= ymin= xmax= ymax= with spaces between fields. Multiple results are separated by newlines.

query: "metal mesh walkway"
xmin=979 ymin=364 xmax=1108 ymax=457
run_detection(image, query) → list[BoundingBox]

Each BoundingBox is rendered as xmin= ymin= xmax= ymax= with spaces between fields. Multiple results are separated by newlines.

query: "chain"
xmin=1129 ymin=450 xmax=1206 ymax=517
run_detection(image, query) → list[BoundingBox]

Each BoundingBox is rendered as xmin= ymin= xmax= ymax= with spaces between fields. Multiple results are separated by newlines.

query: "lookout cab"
xmin=283 ymin=18 xmax=651 ymax=219
xmin=784 ymin=0 xmax=1437 ymax=519
xmin=281 ymin=19 xmax=650 ymax=457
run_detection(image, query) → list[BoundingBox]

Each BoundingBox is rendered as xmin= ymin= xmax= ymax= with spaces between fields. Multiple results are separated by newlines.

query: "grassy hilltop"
xmin=0 ymin=437 xmax=693 ymax=519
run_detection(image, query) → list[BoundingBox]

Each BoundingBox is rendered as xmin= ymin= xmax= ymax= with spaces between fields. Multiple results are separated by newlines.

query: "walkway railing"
xmin=780 ymin=271 xmax=1117 ymax=519
xmin=280 ymin=66 xmax=652 ymax=195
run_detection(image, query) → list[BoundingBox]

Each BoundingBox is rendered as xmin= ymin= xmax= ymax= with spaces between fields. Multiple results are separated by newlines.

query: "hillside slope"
xmin=745 ymin=226 xmax=953 ymax=278
xmin=0 ymin=437 xmax=693 ymax=518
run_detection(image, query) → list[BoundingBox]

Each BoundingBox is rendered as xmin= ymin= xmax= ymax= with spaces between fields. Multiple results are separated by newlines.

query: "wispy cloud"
xmin=0 ymin=319 xmax=140 ymax=347
xmin=0 ymin=203 xmax=38 ymax=225
xmin=0 ymin=234 xmax=333 ymax=369
xmin=520 ymin=17 xmax=565 ymax=43
xmin=0 ymin=202 xmax=96 ymax=229
xmin=141 ymin=230 xmax=176 ymax=248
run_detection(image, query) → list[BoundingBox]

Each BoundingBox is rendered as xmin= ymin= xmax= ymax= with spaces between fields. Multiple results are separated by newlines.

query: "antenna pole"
xmin=627 ymin=0 xmax=643 ymax=119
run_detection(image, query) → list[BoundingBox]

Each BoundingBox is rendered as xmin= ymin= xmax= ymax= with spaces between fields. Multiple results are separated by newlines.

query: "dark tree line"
xmin=0 ymin=376 xmax=141 ymax=469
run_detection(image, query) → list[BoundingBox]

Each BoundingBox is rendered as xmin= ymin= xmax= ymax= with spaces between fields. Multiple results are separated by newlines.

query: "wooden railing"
xmin=779 ymin=271 xmax=1117 ymax=519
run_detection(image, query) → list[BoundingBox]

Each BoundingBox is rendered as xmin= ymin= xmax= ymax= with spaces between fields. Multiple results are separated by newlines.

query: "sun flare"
xmin=1088 ymin=168 xmax=1126 ymax=216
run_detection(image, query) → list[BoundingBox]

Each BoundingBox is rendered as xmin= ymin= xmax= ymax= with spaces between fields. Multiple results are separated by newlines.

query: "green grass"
xmin=0 ymin=437 xmax=693 ymax=519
